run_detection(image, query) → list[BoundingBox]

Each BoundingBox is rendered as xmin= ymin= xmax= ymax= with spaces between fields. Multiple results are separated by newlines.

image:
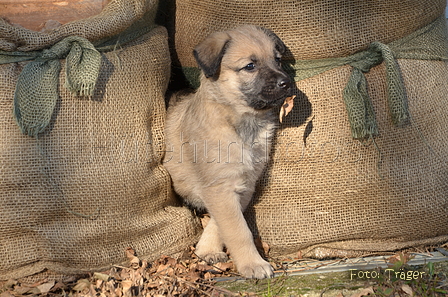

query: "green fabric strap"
xmin=0 ymin=15 xmax=156 ymax=137
xmin=342 ymin=41 xmax=407 ymax=139
xmin=292 ymin=15 xmax=448 ymax=139
xmin=1 ymin=36 xmax=101 ymax=137
xmin=181 ymin=14 xmax=448 ymax=139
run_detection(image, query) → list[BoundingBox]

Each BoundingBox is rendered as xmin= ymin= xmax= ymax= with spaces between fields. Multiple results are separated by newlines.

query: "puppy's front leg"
xmin=200 ymin=187 xmax=273 ymax=279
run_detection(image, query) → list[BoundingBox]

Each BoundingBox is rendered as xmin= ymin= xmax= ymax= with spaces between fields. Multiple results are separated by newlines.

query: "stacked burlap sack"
xmin=172 ymin=0 xmax=448 ymax=257
xmin=0 ymin=0 xmax=201 ymax=280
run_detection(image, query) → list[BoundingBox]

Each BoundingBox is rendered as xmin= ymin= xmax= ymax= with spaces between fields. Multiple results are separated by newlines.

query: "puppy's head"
xmin=193 ymin=25 xmax=291 ymax=110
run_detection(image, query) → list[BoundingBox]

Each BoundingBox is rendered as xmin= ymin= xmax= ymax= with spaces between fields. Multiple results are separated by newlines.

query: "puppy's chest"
xmin=234 ymin=115 xmax=275 ymax=162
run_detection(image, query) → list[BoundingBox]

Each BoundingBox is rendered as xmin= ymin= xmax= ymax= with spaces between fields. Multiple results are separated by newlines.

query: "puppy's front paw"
xmin=195 ymin=250 xmax=229 ymax=264
xmin=237 ymin=258 xmax=274 ymax=279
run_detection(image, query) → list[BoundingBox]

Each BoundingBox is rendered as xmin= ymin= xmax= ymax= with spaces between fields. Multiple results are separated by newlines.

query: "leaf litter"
xmin=1 ymin=247 xmax=447 ymax=296
xmin=0 ymin=247 xmax=243 ymax=297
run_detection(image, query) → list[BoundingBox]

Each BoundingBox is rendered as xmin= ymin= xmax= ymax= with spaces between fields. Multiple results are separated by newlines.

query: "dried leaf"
xmin=146 ymin=282 xmax=159 ymax=289
xmin=254 ymin=236 xmax=270 ymax=258
xmin=16 ymin=246 xmax=238 ymax=297
xmin=140 ymin=260 xmax=149 ymax=270
xmin=94 ymin=272 xmax=111 ymax=282
xmin=388 ymin=253 xmax=401 ymax=264
xmin=156 ymin=263 xmax=169 ymax=273
xmin=261 ymin=241 xmax=270 ymax=257
xmin=349 ymin=287 xmax=375 ymax=297
xmin=175 ymin=263 xmax=187 ymax=271
xmin=106 ymin=280 xmax=117 ymax=294
xmin=129 ymin=256 xmax=140 ymax=269
xmin=52 ymin=282 xmax=67 ymax=292
xmin=37 ymin=280 xmax=55 ymax=294
xmin=156 ymin=263 xmax=174 ymax=276
xmin=121 ymin=280 xmax=133 ymax=293
xmin=125 ymin=247 xmax=136 ymax=259
xmin=120 ymin=268 xmax=131 ymax=280
xmin=73 ymin=279 xmax=90 ymax=292
xmin=95 ymin=279 xmax=104 ymax=289
xmin=125 ymin=247 xmax=141 ymax=269
xmin=214 ymin=262 xmax=233 ymax=272
xmin=189 ymin=262 xmax=198 ymax=271
xmin=196 ymin=263 xmax=210 ymax=272
xmin=401 ymin=284 xmax=413 ymax=296
xmin=166 ymin=256 xmax=177 ymax=267
xmin=115 ymin=286 xmax=123 ymax=297
xmin=179 ymin=246 xmax=194 ymax=261
xmin=89 ymin=283 xmax=97 ymax=297
xmin=279 ymin=95 xmax=295 ymax=123
xmin=14 ymin=286 xmax=32 ymax=295
xmin=388 ymin=252 xmax=412 ymax=265
xmin=186 ymin=270 xmax=201 ymax=282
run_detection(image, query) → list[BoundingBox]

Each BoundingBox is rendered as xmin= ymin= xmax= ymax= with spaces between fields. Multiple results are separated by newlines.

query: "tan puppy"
xmin=163 ymin=25 xmax=291 ymax=279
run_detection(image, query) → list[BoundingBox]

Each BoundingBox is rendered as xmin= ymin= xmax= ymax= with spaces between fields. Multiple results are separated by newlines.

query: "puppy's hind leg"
xmin=195 ymin=216 xmax=228 ymax=263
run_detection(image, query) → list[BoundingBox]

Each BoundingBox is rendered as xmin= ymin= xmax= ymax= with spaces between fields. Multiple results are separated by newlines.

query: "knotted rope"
xmin=6 ymin=36 xmax=101 ymax=137
xmin=342 ymin=41 xmax=408 ymax=139
xmin=292 ymin=15 xmax=448 ymax=139
xmin=0 ymin=14 xmax=156 ymax=137
xmin=181 ymin=15 xmax=448 ymax=139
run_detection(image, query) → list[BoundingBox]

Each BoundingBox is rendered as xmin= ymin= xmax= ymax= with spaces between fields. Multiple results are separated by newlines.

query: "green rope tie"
xmin=180 ymin=15 xmax=448 ymax=140
xmin=12 ymin=36 xmax=101 ymax=137
xmin=344 ymin=41 xmax=409 ymax=139
xmin=0 ymin=12 xmax=156 ymax=137
xmin=292 ymin=15 xmax=448 ymax=140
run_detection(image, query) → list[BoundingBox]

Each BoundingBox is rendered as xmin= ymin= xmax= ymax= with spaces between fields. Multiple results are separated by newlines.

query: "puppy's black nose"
xmin=277 ymin=77 xmax=291 ymax=89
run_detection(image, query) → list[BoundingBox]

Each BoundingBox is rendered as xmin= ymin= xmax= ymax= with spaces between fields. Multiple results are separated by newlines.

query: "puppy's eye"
xmin=275 ymin=57 xmax=282 ymax=64
xmin=243 ymin=63 xmax=256 ymax=71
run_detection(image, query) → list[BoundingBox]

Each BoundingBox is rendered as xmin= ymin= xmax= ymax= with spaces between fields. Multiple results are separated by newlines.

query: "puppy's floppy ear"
xmin=193 ymin=31 xmax=231 ymax=78
xmin=260 ymin=27 xmax=286 ymax=55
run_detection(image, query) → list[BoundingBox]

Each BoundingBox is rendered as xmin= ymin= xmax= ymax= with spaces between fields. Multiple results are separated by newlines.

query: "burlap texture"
xmin=171 ymin=0 xmax=448 ymax=257
xmin=246 ymin=59 xmax=448 ymax=257
xmin=10 ymin=36 xmax=102 ymax=136
xmin=172 ymin=0 xmax=446 ymax=66
xmin=292 ymin=15 xmax=448 ymax=140
xmin=0 ymin=0 xmax=201 ymax=281
xmin=0 ymin=0 xmax=154 ymax=52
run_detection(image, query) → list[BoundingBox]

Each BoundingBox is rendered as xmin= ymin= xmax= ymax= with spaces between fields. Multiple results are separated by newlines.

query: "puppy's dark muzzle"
xmin=263 ymin=75 xmax=291 ymax=93
xmin=277 ymin=76 xmax=291 ymax=90
xmin=261 ymin=75 xmax=292 ymax=105
xmin=244 ymin=69 xmax=293 ymax=110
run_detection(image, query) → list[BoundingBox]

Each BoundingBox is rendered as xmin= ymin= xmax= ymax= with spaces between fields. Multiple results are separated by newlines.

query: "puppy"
xmin=163 ymin=25 xmax=291 ymax=279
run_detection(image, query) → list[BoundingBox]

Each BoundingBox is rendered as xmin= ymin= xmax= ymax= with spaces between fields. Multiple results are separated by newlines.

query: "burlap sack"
xmin=0 ymin=0 xmax=201 ymax=280
xmin=171 ymin=0 xmax=446 ymax=88
xmin=171 ymin=0 xmax=448 ymax=258
xmin=247 ymin=57 xmax=448 ymax=257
